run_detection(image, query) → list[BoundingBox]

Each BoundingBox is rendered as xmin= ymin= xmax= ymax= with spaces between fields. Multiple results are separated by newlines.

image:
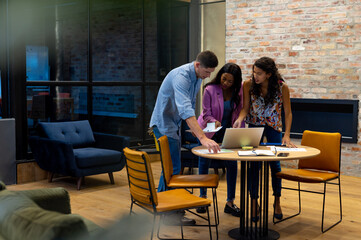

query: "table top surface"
xmin=191 ymin=145 xmax=320 ymax=162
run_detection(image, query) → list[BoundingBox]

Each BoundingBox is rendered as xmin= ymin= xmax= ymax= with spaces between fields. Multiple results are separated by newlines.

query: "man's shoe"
xmin=196 ymin=207 xmax=207 ymax=214
xmin=164 ymin=214 xmax=196 ymax=226
xmin=224 ymin=204 xmax=241 ymax=217
xmin=181 ymin=216 xmax=196 ymax=226
xmin=175 ymin=209 xmax=186 ymax=215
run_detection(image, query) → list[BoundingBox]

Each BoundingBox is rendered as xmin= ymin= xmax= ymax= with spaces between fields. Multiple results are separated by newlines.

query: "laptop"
xmin=221 ymin=127 xmax=264 ymax=149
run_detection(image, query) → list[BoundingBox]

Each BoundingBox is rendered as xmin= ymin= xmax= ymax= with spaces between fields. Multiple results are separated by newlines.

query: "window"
xmin=1 ymin=0 xmax=190 ymax=159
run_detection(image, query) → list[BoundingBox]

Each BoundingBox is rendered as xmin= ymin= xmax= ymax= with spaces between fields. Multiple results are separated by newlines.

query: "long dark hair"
xmin=251 ymin=57 xmax=284 ymax=106
xmin=205 ymin=62 xmax=243 ymax=110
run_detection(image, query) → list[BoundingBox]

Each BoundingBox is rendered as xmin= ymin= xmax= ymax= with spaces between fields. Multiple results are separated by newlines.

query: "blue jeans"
xmin=248 ymin=125 xmax=282 ymax=199
xmin=199 ymin=157 xmax=237 ymax=201
xmin=198 ymin=130 xmax=237 ymax=202
xmin=152 ymin=126 xmax=181 ymax=192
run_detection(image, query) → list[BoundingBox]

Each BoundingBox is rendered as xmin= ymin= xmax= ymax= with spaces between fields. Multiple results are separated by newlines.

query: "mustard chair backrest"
xmin=123 ymin=147 xmax=158 ymax=207
xmin=300 ymin=130 xmax=341 ymax=173
xmin=149 ymin=129 xmax=160 ymax=151
xmin=157 ymin=136 xmax=173 ymax=186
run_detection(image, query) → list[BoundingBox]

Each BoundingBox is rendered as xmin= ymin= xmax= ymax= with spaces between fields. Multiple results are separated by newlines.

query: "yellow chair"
xmin=275 ymin=130 xmax=342 ymax=232
xmin=157 ymin=136 xmax=219 ymax=237
xmin=123 ymin=147 xmax=213 ymax=240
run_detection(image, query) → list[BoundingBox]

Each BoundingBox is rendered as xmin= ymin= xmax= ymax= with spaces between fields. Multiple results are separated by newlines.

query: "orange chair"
xmin=123 ymin=147 xmax=213 ymax=240
xmin=157 ymin=136 xmax=219 ymax=237
xmin=275 ymin=130 xmax=342 ymax=232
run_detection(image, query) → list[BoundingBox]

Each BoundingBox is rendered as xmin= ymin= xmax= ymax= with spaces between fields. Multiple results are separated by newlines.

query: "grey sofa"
xmin=0 ymin=182 xmax=101 ymax=240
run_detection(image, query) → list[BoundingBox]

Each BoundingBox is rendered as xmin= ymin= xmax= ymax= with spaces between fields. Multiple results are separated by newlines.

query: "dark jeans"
xmin=198 ymin=129 xmax=237 ymax=202
xmin=248 ymin=124 xmax=282 ymax=199
xmin=152 ymin=126 xmax=181 ymax=192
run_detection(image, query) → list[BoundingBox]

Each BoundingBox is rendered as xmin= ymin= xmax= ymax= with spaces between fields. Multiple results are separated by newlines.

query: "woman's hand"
xmin=233 ymin=117 xmax=243 ymax=128
xmin=282 ymin=136 xmax=296 ymax=148
xmin=215 ymin=121 xmax=221 ymax=128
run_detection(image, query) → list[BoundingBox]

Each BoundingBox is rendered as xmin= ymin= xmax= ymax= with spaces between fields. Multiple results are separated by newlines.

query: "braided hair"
xmin=205 ymin=63 xmax=243 ymax=111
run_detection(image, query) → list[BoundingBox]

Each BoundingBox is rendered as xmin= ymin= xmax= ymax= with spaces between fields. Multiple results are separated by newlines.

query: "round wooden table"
xmin=192 ymin=145 xmax=320 ymax=240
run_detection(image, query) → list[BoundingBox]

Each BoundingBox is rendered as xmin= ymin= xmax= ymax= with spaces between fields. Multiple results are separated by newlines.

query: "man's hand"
xmin=185 ymin=116 xmax=220 ymax=153
xmin=200 ymin=137 xmax=221 ymax=153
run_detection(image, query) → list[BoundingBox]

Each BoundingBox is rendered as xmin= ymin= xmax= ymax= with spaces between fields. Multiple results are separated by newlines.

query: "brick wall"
xmin=226 ymin=0 xmax=361 ymax=176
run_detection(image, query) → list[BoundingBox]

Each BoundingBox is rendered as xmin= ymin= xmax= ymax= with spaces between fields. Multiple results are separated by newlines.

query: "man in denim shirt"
xmin=150 ymin=51 xmax=221 ymax=225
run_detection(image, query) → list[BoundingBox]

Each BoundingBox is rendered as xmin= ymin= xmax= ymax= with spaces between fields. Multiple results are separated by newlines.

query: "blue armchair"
xmin=29 ymin=120 xmax=130 ymax=190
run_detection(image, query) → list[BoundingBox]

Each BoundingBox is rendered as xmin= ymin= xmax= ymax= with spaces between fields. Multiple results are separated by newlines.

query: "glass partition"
xmin=91 ymin=0 xmax=143 ymax=82
xmin=2 ymin=0 xmax=192 ymax=159
xmin=91 ymin=86 xmax=142 ymax=141
xmin=27 ymin=86 xmax=87 ymax=134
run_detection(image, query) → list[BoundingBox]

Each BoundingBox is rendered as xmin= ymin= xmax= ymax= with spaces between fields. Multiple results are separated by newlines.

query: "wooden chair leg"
xmin=214 ymin=168 xmax=219 ymax=175
xmin=108 ymin=172 xmax=115 ymax=184
xmin=77 ymin=177 xmax=83 ymax=190
xmin=180 ymin=167 xmax=185 ymax=175
xmin=48 ymin=172 xmax=54 ymax=183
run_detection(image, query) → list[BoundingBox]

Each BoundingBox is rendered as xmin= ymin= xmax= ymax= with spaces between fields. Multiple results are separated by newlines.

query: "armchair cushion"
xmin=0 ymin=190 xmax=88 ymax=240
xmin=39 ymin=121 xmax=95 ymax=148
xmin=19 ymin=187 xmax=71 ymax=214
xmin=74 ymin=148 xmax=122 ymax=168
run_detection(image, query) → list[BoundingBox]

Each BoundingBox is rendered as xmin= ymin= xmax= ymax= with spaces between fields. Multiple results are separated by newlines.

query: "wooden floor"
xmin=8 ymin=160 xmax=361 ymax=240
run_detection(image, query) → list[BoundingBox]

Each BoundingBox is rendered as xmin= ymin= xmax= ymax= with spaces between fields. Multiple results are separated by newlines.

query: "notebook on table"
xmin=221 ymin=127 xmax=264 ymax=149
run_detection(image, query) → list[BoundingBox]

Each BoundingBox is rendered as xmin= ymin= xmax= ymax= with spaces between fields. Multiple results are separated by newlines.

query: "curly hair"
xmin=250 ymin=57 xmax=284 ymax=106
xmin=205 ymin=62 xmax=243 ymax=111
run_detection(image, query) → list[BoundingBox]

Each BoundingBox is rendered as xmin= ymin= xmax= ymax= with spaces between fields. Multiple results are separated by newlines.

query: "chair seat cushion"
xmin=276 ymin=168 xmax=339 ymax=183
xmin=168 ymin=174 xmax=219 ymax=188
xmin=156 ymin=189 xmax=212 ymax=213
xmin=74 ymin=147 xmax=122 ymax=168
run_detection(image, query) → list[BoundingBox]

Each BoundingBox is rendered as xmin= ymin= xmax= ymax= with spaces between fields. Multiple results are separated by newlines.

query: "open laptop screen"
xmin=221 ymin=127 xmax=264 ymax=149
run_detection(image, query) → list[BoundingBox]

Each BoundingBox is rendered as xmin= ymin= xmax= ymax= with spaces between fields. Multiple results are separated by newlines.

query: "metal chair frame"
xmin=124 ymin=148 xmax=213 ymax=240
xmin=157 ymin=136 xmax=220 ymax=239
xmin=273 ymin=176 xmax=342 ymax=233
xmin=274 ymin=131 xmax=342 ymax=233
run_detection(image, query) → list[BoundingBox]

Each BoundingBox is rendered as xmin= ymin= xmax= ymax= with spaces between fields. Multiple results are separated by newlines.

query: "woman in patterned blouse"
xmin=233 ymin=56 xmax=296 ymax=222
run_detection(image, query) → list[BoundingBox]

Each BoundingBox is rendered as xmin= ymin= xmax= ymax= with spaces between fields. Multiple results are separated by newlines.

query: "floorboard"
xmin=7 ymin=161 xmax=361 ymax=239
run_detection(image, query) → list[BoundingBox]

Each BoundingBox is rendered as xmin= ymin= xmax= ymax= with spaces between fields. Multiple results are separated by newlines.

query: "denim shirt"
xmin=150 ymin=62 xmax=202 ymax=140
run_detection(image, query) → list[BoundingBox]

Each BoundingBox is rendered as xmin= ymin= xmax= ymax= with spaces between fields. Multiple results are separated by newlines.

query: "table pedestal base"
xmin=228 ymin=228 xmax=280 ymax=240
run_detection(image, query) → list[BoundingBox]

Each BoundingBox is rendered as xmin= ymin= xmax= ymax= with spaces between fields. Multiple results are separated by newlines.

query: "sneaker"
xmin=224 ymin=203 xmax=241 ymax=217
xmin=175 ymin=209 xmax=186 ymax=215
xmin=196 ymin=206 xmax=206 ymax=214
xmin=164 ymin=213 xmax=196 ymax=226
xmin=181 ymin=216 xmax=196 ymax=226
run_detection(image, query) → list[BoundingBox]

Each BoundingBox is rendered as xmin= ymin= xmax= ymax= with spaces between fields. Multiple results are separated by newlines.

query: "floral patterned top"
xmin=246 ymin=85 xmax=283 ymax=132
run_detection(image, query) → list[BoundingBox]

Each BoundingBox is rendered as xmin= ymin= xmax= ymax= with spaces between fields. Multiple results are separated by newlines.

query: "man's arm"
xmin=185 ymin=116 xmax=221 ymax=153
